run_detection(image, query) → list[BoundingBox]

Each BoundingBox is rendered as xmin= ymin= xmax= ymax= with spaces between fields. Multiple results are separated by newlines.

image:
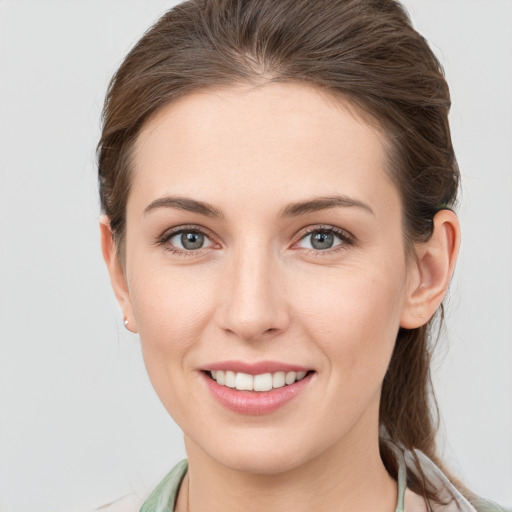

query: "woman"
xmin=97 ymin=0 xmax=508 ymax=511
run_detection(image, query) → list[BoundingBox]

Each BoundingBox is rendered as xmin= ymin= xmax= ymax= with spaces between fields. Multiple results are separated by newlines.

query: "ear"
xmin=400 ymin=209 xmax=460 ymax=329
xmin=99 ymin=216 xmax=138 ymax=333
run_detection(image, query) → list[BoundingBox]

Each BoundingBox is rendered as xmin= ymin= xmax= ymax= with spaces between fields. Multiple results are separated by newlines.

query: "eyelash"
xmin=295 ymin=225 xmax=354 ymax=256
xmin=156 ymin=224 xmax=218 ymax=257
xmin=156 ymin=224 xmax=354 ymax=257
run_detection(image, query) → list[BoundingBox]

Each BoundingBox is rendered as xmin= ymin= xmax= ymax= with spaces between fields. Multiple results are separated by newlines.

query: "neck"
xmin=177 ymin=412 xmax=397 ymax=512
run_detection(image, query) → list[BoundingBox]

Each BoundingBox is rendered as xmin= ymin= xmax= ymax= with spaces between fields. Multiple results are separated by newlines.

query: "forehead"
xmin=130 ymin=82 xmax=398 ymax=217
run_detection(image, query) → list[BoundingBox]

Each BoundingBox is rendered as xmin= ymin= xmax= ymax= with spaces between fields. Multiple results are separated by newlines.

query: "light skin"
xmin=101 ymin=83 xmax=459 ymax=512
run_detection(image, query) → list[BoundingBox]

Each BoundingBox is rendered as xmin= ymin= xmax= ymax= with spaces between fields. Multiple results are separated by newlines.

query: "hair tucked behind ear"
xmin=98 ymin=0 xmax=462 ymax=503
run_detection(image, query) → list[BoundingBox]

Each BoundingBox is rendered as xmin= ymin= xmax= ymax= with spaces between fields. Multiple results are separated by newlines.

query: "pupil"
xmin=181 ymin=232 xmax=204 ymax=250
xmin=311 ymin=231 xmax=333 ymax=250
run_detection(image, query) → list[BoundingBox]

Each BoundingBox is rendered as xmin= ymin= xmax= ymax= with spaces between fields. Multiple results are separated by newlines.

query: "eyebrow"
xmin=143 ymin=194 xmax=374 ymax=218
xmin=144 ymin=196 xmax=224 ymax=218
xmin=279 ymin=195 xmax=374 ymax=218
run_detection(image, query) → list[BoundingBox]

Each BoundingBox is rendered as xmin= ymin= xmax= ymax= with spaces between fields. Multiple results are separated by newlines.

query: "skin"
xmin=101 ymin=83 xmax=459 ymax=512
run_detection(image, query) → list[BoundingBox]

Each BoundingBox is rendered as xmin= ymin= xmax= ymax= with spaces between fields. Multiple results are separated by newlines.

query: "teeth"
xmin=210 ymin=369 xmax=309 ymax=391
xmin=225 ymin=371 xmax=236 ymax=388
xmin=285 ymin=371 xmax=297 ymax=385
xmin=235 ymin=372 xmax=253 ymax=391
xmin=253 ymin=373 xmax=273 ymax=392
xmin=272 ymin=371 xmax=285 ymax=389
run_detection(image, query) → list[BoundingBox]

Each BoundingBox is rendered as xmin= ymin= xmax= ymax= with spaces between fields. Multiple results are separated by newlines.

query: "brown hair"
xmin=98 ymin=0 xmax=461 ymax=504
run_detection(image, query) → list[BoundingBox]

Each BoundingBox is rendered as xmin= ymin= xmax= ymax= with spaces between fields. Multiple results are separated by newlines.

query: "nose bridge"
xmin=220 ymin=239 xmax=288 ymax=341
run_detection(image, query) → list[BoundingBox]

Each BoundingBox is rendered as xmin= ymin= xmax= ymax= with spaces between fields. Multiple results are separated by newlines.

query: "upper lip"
xmin=202 ymin=360 xmax=312 ymax=375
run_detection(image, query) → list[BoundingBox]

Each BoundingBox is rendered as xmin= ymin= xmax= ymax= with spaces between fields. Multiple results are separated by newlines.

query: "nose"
xmin=218 ymin=244 xmax=290 ymax=342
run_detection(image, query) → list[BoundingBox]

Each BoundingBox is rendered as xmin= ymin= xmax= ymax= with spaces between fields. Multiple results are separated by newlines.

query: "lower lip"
xmin=202 ymin=372 xmax=314 ymax=415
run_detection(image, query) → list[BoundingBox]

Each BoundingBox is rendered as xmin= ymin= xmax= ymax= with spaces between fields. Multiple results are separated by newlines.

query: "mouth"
xmin=205 ymin=369 xmax=311 ymax=392
xmin=200 ymin=362 xmax=315 ymax=415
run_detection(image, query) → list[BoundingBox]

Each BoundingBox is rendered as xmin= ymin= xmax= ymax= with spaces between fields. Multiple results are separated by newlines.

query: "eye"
xmin=170 ymin=230 xmax=207 ymax=250
xmin=160 ymin=227 xmax=217 ymax=252
xmin=295 ymin=227 xmax=351 ymax=252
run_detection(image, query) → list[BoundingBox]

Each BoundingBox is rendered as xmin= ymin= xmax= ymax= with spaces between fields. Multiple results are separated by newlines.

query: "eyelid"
xmin=157 ymin=224 xmax=220 ymax=251
xmin=292 ymin=224 xmax=355 ymax=252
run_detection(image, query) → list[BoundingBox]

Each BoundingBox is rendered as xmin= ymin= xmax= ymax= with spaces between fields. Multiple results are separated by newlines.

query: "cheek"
xmin=291 ymin=265 xmax=407 ymax=377
xmin=127 ymin=259 xmax=217 ymax=378
xmin=126 ymin=266 xmax=220 ymax=431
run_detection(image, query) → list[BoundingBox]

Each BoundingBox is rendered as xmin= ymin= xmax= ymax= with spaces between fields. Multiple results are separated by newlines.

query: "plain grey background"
xmin=0 ymin=1 xmax=511 ymax=511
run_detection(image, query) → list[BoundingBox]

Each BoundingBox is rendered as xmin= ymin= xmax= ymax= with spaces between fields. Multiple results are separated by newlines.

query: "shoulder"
xmin=90 ymin=493 xmax=145 ymax=512
xmin=87 ymin=460 xmax=188 ymax=512
xmin=381 ymin=435 xmax=510 ymax=512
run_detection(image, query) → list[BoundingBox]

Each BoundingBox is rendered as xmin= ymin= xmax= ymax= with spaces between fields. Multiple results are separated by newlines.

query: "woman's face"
xmin=122 ymin=83 xmax=416 ymax=474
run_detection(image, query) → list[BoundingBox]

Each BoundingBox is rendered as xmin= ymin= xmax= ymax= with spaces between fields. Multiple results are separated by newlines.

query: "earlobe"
xmin=400 ymin=209 xmax=460 ymax=329
xmin=99 ymin=216 xmax=138 ymax=333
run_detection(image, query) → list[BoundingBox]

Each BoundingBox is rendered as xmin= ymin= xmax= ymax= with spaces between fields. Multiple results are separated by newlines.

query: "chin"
xmin=186 ymin=424 xmax=334 ymax=476
xmin=216 ymin=447 xmax=310 ymax=476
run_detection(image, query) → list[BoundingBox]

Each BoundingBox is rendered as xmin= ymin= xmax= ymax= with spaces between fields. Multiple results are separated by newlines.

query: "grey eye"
xmin=296 ymin=228 xmax=347 ymax=251
xmin=170 ymin=231 xmax=207 ymax=250
xmin=310 ymin=231 xmax=335 ymax=250
xmin=181 ymin=231 xmax=204 ymax=250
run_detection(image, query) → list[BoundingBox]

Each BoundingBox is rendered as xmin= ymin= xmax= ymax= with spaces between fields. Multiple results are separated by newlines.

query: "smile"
xmin=201 ymin=363 xmax=315 ymax=415
xmin=209 ymin=370 xmax=308 ymax=392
